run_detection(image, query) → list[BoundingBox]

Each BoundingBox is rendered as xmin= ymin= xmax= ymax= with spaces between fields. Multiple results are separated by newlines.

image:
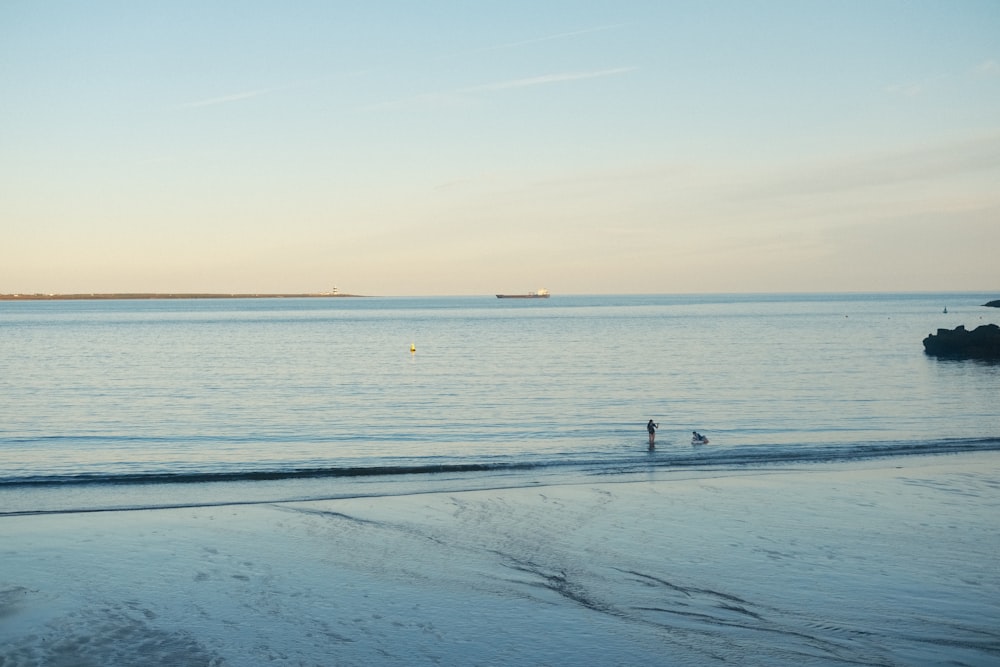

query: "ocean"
xmin=2 ymin=293 xmax=999 ymax=666
xmin=2 ymin=292 xmax=997 ymax=512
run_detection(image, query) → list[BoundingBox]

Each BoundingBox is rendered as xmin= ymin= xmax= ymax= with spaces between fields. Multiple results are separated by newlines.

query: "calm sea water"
xmin=2 ymin=293 xmax=998 ymax=512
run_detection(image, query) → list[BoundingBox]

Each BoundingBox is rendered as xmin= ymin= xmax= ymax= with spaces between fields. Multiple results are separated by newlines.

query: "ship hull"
xmin=496 ymin=294 xmax=550 ymax=299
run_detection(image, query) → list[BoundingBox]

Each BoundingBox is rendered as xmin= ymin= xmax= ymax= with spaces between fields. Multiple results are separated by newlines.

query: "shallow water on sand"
xmin=2 ymin=454 xmax=998 ymax=666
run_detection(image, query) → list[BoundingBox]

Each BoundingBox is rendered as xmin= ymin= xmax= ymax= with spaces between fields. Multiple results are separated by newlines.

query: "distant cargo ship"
xmin=496 ymin=289 xmax=550 ymax=299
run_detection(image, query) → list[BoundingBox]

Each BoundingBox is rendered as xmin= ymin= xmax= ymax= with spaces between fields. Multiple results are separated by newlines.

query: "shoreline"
xmin=0 ymin=292 xmax=366 ymax=301
xmin=4 ymin=449 xmax=999 ymax=519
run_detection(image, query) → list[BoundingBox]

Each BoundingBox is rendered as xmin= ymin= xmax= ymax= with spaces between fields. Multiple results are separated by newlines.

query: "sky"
xmin=2 ymin=1 xmax=998 ymax=296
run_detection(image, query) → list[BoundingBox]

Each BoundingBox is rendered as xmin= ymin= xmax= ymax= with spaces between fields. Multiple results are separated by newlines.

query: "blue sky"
xmin=2 ymin=1 xmax=998 ymax=295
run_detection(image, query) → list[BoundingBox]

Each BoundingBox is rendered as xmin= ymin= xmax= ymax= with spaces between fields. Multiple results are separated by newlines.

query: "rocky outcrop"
xmin=985 ymin=300 xmax=1000 ymax=308
xmin=923 ymin=324 xmax=1000 ymax=359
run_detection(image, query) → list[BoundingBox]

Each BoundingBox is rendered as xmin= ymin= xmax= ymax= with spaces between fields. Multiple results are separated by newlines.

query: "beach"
xmin=3 ymin=452 xmax=998 ymax=666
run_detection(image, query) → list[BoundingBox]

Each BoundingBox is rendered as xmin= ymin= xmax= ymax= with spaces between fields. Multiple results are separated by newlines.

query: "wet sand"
xmin=2 ymin=454 xmax=999 ymax=666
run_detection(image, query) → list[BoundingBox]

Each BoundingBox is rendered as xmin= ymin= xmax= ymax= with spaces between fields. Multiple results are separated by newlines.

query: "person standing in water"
xmin=647 ymin=419 xmax=659 ymax=450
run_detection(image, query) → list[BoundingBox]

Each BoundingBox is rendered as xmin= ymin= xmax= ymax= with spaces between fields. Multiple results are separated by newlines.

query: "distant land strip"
xmin=0 ymin=293 xmax=365 ymax=301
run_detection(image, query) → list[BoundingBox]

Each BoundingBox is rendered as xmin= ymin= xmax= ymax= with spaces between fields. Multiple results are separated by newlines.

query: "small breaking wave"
xmin=2 ymin=437 xmax=997 ymax=489
xmin=1 ymin=461 xmax=540 ymax=487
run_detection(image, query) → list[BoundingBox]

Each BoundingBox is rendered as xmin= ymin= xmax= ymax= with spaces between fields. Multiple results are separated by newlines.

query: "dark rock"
xmin=923 ymin=324 xmax=1000 ymax=359
xmin=985 ymin=300 xmax=1000 ymax=308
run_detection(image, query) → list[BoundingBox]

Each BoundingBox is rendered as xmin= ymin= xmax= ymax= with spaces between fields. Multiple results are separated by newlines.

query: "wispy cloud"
xmin=364 ymin=66 xmax=636 ymax=112
xmin=729 ymin=132 xmax=1000 ymax=202
xmin=885 ymin=82 xmax=923 ymax=97
xmin=359 ymin=23 xmax=636 ymax=112
xmin=361 ymin=92 xmax=473 ymax=113
xmin=974 ymin=59 xmax=1000 ymax=77
xmin=461 ymin=67 xmax=636 ymax=93
xmin=482 ymin=24 xmax=629 ymax=52
xmin=176 ymin=71 xmax=368 ymax=111
xmin=437 ymin=23 xmax=629 ymax=60
xmin=177 ymin=88 xmax=278 ymax=110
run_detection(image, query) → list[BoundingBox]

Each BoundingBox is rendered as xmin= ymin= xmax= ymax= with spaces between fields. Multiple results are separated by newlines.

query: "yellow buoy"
xmin=410 ymin=343 xmax=416 ymax=353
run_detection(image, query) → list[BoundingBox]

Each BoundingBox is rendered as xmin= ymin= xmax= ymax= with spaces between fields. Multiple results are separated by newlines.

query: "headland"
xmin=923 ymin=323 xmax=1000 ymax=359
xmin=0 ymin=292 xmax=364 ymax=301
